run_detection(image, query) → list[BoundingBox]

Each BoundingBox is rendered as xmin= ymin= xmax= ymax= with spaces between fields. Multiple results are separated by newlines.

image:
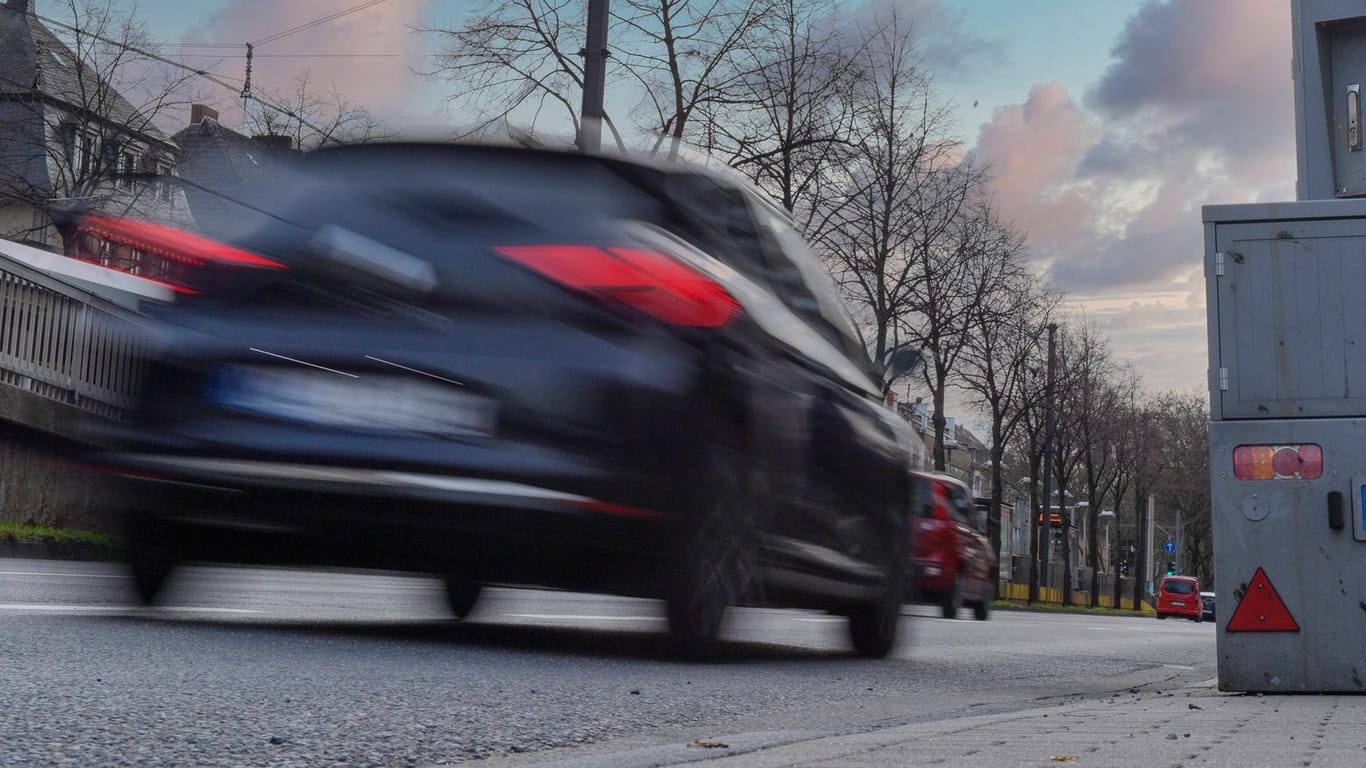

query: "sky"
xmin=109 ymin=0 xmax=1297 ymax=399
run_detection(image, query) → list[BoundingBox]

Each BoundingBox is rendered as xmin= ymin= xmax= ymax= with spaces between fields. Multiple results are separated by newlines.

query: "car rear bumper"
xmin=1157 ymin=600 xmax=1201 ymax=617
xmin=101 ymin=455 xmax=680 ymax=597
xmin=909 ymin=558 xmax=953 ymax=595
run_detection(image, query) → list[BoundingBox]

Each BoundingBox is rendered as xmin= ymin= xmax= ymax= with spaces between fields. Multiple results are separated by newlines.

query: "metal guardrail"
xmin=0 ymin=250 xmax=148 ymax=421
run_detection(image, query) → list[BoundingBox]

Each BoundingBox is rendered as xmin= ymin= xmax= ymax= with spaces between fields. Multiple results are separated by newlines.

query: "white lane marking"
xmin=1162 ymin=664 xmax=1196 ymax=670
xmin=1086 ymin=626 xmax=1116 ymax=631
xmin=0 ymin=570 xmax=122 ymax=579
xmin=503 ymin=613 xmax=661 ymax=622
xmin=0 ymin=604 xmax=263 ymax=615
xmin=794 ymin=617 xmax=847 ymax=623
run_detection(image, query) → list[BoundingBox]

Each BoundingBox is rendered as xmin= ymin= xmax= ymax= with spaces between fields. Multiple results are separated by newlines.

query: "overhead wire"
xmin=252 ymin=0 xmax=391 ymax=47
xmin=30 ymin=12 xmax=351 ymax=146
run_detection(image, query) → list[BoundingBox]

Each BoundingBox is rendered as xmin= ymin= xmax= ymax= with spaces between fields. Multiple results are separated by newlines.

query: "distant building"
xmin=896 ymin=398 xmax=990 ymax=496
xmin=0 ymin=0 xmax=185 ymax=250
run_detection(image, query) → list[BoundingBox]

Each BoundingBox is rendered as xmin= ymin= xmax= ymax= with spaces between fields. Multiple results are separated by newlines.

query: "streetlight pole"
xmin=577 ymin=0 xmax=611 ymax=153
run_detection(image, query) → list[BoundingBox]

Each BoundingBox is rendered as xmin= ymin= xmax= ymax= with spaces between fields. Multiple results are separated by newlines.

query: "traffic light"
xmin=1165 ymin=560 xmax=1176 ymax=576
xmin=1119 ymin=559 xmax=1129 ymax=576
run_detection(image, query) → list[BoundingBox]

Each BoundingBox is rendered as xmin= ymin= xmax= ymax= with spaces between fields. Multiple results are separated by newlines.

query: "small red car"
xmin=1155 ymin=576 xmax=1202 ymax=621
xmin=908 ymin=471 xmax=997 ymax=619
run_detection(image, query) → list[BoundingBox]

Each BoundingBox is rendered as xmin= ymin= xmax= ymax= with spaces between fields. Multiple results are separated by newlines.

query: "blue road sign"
xmin=1163 ymin=539 xmax=1176 ymax=553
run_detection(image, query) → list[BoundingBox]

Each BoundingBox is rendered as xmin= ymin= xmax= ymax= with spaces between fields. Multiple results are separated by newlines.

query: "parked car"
xmin=82 ymin=142 xmax=918 ymax=658
xmin=1200 ymin=591 xmax=1216 ymax=621
xmin=907 ymin=471 xmax=997 ymax=620
xmin=1155 ymin=576 xmax=1202 ymax=621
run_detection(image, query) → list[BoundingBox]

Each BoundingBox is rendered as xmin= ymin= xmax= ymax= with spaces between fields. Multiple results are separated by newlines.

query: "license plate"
xmin=210 ymin=365 xmax=496 ymax=437
xmin=1172 ymin=601 xmax=1185 ymax=606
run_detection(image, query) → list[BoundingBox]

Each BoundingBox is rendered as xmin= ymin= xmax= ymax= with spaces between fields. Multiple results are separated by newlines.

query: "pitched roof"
xmin=173 ymin=117 xmax=291 ymax=236
xmin=0 ymin=0 xmax=168 ymax=144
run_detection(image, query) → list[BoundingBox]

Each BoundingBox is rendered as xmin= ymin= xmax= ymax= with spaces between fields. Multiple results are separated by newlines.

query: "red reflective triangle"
xmin=1226 ymin=567 xmax=1300 ymax=632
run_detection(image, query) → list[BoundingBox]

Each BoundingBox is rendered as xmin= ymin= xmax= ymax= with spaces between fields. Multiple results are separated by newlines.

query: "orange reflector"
xmin=1226 ymin=567 xmax=1300 ymax=632
xmin=1232 ymin=444 xmax=1323 ymax=480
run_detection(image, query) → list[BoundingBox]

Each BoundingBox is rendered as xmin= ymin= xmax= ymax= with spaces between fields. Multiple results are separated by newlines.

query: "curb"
xmin=0 ymin=539 xmax=119 ymax=562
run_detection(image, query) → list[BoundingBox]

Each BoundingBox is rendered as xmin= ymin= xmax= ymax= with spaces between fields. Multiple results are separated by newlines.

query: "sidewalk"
xmin=663 ymin=681 xmax=1364 ymax=768
xmin=477 ymin=677 xmax=1366 ymax=768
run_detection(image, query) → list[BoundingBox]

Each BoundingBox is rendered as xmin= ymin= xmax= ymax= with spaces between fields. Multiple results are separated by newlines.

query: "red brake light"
xmin=80 ymin=216 xmax=285 ymax=270
xmin=71 ymin=215 xmax=286 ymax=296
xmin=493 ymin=244 xmax=742 ymax=327
xmin=1233 ymin=444 xmax=1323 ymax=480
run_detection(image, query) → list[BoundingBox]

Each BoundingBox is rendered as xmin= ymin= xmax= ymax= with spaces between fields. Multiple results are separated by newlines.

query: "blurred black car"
xmin=86 ymin=143 xmax=917 ymax=657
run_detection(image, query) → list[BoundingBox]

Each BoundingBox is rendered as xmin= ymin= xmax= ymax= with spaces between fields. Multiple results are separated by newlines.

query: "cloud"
xmin=972 ymin=0 xmax=1292 ymax=295
xmin=968 ymin=0 xmax=1293 ymax=393
xmin=177 ymin=0 xmax=436 ymax=127
xmin=848 ymin=0 xmax=1005 ymax=81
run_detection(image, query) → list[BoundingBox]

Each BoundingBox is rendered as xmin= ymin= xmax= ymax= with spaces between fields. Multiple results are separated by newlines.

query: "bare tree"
xmin=1043 ymin=321 xmax=1089 ymax=604
xmin=1069 ymin=329 xmax=1124 ymax=608
xmin=423 ymin=0 xmax=768 ymax=154
xmin=820 ymin=10 xmax=963 ymax=389
xmin=693 ymin=0 xmax=860 ymax=236
xmin=0 ymin=0 xmax=201 ymax=245
xmin=958 ymin=265 xmax=1059 ymax=570
xmin=1157 ymin=391 xmax=1213 ymax=586
xmin=615 ymin=0 xmax=770 ymax=158
xmin=242 ymin=72 xmax=391 ymax=151
xmin=421 ymin=0 xmax=602 ymax=146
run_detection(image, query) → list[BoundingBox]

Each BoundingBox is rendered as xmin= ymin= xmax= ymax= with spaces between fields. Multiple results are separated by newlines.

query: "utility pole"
xmin=577 ymin=0 xmax=610 ymax=153
xmin=1038 ymin=323 xmax=1058 ymax=596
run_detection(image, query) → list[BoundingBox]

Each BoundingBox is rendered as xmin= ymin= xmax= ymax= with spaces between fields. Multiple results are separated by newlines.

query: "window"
xmin=749 ymin=201 xmax=871 ymax=368
xmin=77 ymin=131 xmax=95 ymax=177
xmin=120 ymin=151 xmax=136 ymax=187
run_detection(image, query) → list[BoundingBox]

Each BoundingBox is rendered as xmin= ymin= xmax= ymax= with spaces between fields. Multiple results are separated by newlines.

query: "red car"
xmin=1155 ymin=576 xmax=1202 ymax=621
xmin=908 ymin=471 xmax=997 ymax=619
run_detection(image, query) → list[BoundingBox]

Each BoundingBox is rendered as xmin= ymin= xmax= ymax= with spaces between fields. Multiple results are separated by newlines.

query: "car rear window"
xmin=1163 ymin=580 xmax=1195 ymax=595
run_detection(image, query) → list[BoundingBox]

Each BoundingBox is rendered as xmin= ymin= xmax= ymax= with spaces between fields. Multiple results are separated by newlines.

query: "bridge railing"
xmin=0 ymin=249 xmax=150 ymax=422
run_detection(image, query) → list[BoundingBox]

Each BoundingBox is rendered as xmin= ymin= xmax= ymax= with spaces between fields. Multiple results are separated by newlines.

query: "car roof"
xmin=909 ymin=470 xmax=971 ymax=493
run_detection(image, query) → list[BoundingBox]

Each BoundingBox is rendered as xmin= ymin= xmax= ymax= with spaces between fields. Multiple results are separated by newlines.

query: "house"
xmin=897 ymin=398 xmax=991 ymax=495
xmin=171 ymin=104 xmax=295 ymax=238
xmin=0 ymin=0 xmax=189 ymax=252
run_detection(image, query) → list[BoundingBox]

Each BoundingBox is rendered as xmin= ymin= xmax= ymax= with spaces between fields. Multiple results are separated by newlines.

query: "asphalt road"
xmin=0 ymin=559 xmax=1214 ymax=768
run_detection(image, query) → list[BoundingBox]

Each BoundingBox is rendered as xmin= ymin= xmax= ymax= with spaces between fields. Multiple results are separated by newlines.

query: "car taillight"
xmin=493 ymin=244 xmax=742 ymax=327
xmin=74 ymin=215 xmax=285 ymax=294
xmin=1232 ymin=444 xmax=1323 ymax=480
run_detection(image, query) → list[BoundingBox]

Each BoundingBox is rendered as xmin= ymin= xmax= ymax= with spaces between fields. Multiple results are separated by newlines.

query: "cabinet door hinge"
xmin=1219 ymin=367 xmax=1230 ymax=392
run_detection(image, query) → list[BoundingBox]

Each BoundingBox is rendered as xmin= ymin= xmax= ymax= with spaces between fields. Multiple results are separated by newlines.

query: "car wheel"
xmin=1156 ymin=612 xmax=1166 ymax=620
xmin=847 ymin=529 xmax=906 ymax=658
xmin=1193 ymin=613 xmax=1202 ymax=623
xmin=666 ymin=427 xmax=756 ymax=659
xmin=125 ymin=513 xmax=173 ymax=606
xmin=972 ymin=595 xmax=991 ymax=621
xmin=940 ymin=573 xmax=962 ymax=619
xmin=443 ymin=574 xmax=482 ymax=620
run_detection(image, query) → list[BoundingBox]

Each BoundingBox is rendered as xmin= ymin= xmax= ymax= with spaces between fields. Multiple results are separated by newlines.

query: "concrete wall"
xmin=0 ymin=381 xmax=107 ymax=533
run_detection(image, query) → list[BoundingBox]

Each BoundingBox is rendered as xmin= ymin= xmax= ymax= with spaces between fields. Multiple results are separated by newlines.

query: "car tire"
xmin=972 ymin=595 xmax=991 ymax=621
xmin=940 ymin=573 xmax=962 ymax=619
xmin=1156 ymin=612 xmax=1166 ymax=620
xmin=125 ymin=513 xmax=173 ymax=606
xmin=666 ymin=425 xmax=756 ymax=659
xmin=1193 ymin=614 xmax=1202 ymax=623
xmin=443 ymin=574 xmax=482 ymax=620
xmin=847 ymin=527 xmax=906 ymax=658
